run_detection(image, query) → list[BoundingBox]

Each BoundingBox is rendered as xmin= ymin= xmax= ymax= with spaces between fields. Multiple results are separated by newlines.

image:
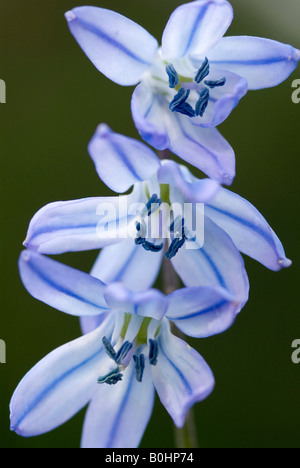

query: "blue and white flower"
xmin=65 ymin=0 xmax=300 ymax=183
xmin=11 ymin=250 xmax=242 ymax=448
xmin=23 ymin=126 xmax=290 ymax=307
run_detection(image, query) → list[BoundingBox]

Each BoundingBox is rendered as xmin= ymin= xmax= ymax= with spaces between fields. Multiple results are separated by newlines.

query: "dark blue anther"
xmin=142 ymin=240 xmax=164 ymax=253
xmin=146 ymin=193 xmax=162 ymax=216
xmin=115 ymin=341 xmax=133 ymax=365
xmin=204 ymin=77 xmax=226 ymax=88
xmin=169 ymin=88 xmax=196 ymax=117
xmin=149 ymin=339 xmax=159 ymax=366
xmin=98 ymin=368 xmax=123 ymax=385
xmin=195 ymin=87 xmax=210 ymax=117
xmin=195 ymin=57 xmax=210 ymax=84
xmin=102 ymin=336 xmax=117 ymax=361
xmin=166 ymin=64 xmax=179 ymax=89
xmin=165 ymin=237 xmax=186 ymax=260
xmin=133 ymin=354 xmax=145 ymax=383
xmin=135 ymin=236 xmax=146 ymax=246
xmin=169 ymin=88 xmax=190 ymax=111
xmin=136 ymin=222 xmax=141 ymax=232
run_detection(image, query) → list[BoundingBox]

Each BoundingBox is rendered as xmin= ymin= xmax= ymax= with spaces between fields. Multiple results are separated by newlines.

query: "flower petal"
xmin=88 ymin=124 xmax=161 ymax=193
xmin=104 ymin=283 xmax=168 ymax=321
xmin=10 ymin=316 xmax=115 ymax=437
xmin=152 ymin=321 xmax=215 ymax=428
xmin=166 ymin=286 xmax=237 ymax=337
xmin=65 ymin=7 xmax=158 ymax=85
xmin=167 ymin=113 xmax=235 ymax=185
xmin=81 ymin=358 xmax=155 ymax=448
xmin=171 ymin=216 xmax=249 ymax=309
xmin=162 ymin=0 xmax=233 ymax=60
xmin=131 ymin=82 xmax=170 ymax=151
xmin=209 ymin=36 xmax=300 ymax=89
xmin=205 ymin=187 xmax=292 ymax=271
xmin=188 ymin=67 xmax=248 ymax=127
xmin=91 ymin=238 xmax=163 ymax=291
xmin=158 ymin=160 xmax=220 ymax=203
xmin=18 ymin=250 xmax=109 ymax=317
xmin=24 ymin=190 xmax=143 ymax=254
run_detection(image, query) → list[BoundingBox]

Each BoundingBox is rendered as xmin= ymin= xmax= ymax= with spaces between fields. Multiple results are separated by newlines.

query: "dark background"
xmin=0 ymin=0 xmax=299 ymax=448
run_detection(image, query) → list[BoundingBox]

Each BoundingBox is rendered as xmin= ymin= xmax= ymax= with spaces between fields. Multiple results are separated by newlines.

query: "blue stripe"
xmin=197 ymin=245 xmax=227 ymax=289
xmin=77 ymin=18 xmax=151 ymax=66
xmin=170 ymin=299 xmax=228 ymax=321
xmin=106 ymin=366 xmax=136 ymax=448
xmin=182 ymin=4 xmax=210 ymax=57
xmin=158 ymin=339 xmax=192 ymax=395
xmin=211 ymin=56 xmax=293 ymax=66
xmin=108 ymin=139 xmax=144 ymax=183
xmin=206 ymin=204 xmax=277 ymax=249
xmin=175 ymin=115 xmax=220 ymax=166
xmin=13 ymin=346 xmax=105 ymax=430
xmin=112 ymin=244 xmax=140 ymax=283
xmin=27 ymin=260 xmax=109 ymax=312
xmin=29 ymin=215 xmax=136 ymax=243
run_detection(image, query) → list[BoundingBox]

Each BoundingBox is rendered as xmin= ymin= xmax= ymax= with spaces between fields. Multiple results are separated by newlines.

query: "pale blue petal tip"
xmin=65 ymin=10 xmax=76 ymax=23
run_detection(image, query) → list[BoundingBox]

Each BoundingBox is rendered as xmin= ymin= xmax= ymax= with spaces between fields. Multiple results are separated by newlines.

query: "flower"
xmin=65 ymin=0 xmax=300 ymax=184
xmin=23 ymin=125 xmax=290 ymax=305
xmin=11 ymin=249 xmax=242 ymax=448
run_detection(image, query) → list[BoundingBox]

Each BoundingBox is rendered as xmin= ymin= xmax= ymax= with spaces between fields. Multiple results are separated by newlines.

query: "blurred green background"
xmin=0 ymin=0 xmax=299 ymax=448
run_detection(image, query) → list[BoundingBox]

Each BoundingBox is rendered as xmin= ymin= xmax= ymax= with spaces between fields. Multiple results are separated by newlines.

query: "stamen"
xmin=169 ymin=88 xmax=190 ymax=111
xmin=195 ymin=57 xmax=210 ymax=84
xmin=204 ymin=77 xmax=226 ymax=88
xmin=149 ymin=339 xmax=159 ymax=366
xmin=145 ymin=193 xmax=162 ymax=216
xmin=165 ymin=237 xmax=186 ymax=260
xmin=97 ymin=368 xmax=123 ymax=385
xmin=115 ymin=341 xmax=133 ymax=365
xmin=133 ymin=354 xmax=145 ymax=382
xmin=142 ymin=240 xmax=164 ymax=253
xmin=166 ymin=64 xmax=179 ymax=89
xmin=102 ymin=336 xmax=117 ymax=361
xmin=166 ymin=217 xmax=187 ymax=259
xmin=195 ymin=87 xmax=210 ymax=117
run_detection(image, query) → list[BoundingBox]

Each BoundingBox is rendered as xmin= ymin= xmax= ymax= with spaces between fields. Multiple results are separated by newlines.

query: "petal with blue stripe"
xmin=167 ymin=113 xmax=235 ymax=186
xmin=209 ymin=36 xmax=300 ymax=89
xmin=88 ymin=124 xmax=161 ymax=193
xmin=18 ymin=251 xmax=110 ymax=317
xmin=65 ymin=7 xmax=158 ymax=86
xmin=158 ymin=160 xmax=220 ymax=203
xmin=24 ymin=189 xmax=143 ymax=255
xmin=171 ymin=216 xmax=250 ymax=309
xmin=205 ymin=187 xmax=292 ymax=271
xmin=162 ymin=0 xmax=233 ymax=60
xmin=151 ymin=321 xmax=215 ymax=428
xmin=10 ymin=316 xmax=115 ymax=437
xmin=81 ymin=358 xmax=155 ymax=448
xmin=167 ymin=286 xmax=237 ymax=337
xmin=91 ymin=238 xmax=164 ymax=291
xmin=131 ymin=82 xmax=170 ymax=151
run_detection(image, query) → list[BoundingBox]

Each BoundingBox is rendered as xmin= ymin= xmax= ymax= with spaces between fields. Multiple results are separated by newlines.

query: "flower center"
xmin=166 ymin=58 xmax=226 ymax=118
xmin=98 ymin=315 xmax=160 ymax=385
xmin=134 ymin=192 xmax=189 ymax=260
